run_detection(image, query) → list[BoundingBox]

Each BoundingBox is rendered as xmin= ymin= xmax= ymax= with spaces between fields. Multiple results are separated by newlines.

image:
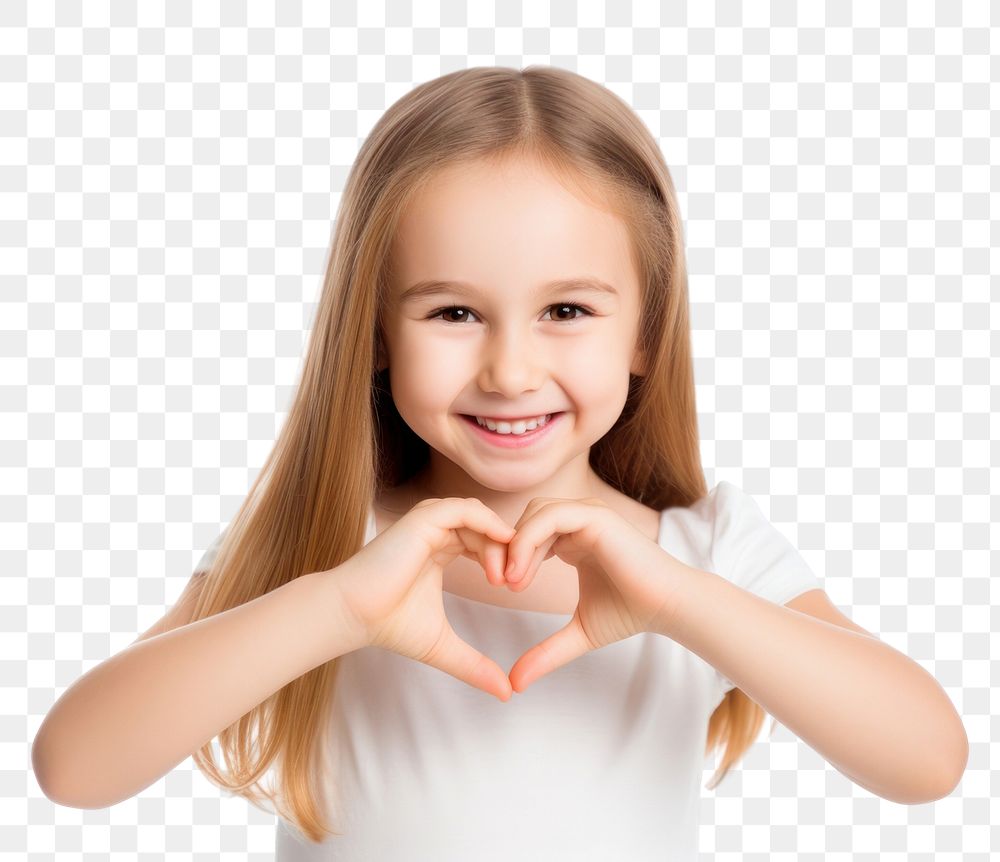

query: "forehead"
xmin=389 ymin=158 xmax=637 ymax=295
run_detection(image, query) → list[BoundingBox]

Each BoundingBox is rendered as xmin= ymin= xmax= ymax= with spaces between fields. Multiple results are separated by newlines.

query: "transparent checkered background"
xmin=6 ymin=1 xmax=992 ymax=859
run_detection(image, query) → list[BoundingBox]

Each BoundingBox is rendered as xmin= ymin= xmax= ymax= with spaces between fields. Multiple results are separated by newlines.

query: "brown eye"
xmin=425 ymin=304 xmax=594 ymax=324
xmin=436 ymin=307 xmax=474 ymax=324
xmin=547 ymin=304 xmax=588 ymax=322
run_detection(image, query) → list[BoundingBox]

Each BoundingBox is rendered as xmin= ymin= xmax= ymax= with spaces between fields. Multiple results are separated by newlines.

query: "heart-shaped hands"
xmin=333 ymin=495 xmax=692 ymax=702
xmin=501 ymin=497 xmax=691 ymax=692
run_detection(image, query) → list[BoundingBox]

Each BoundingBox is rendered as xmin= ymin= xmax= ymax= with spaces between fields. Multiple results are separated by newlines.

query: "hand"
xmin=334 ymin=497 xmax=517 ymax=702
xmin=503 ymin=497 xmax=690 ymax=693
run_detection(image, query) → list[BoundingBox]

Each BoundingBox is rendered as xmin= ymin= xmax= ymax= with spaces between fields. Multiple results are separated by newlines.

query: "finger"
xmin=505 ymin=500 xmax=564 ymax=582
xmin=505 ymin=501 xmax=605 ymax=582
xmin=422 ymin=499 xmax=515 ymax=577
xmin=454 ymin=526 xmax=511 ymax=587
xmin=425 ymin=625 xmax=514 ymax=702
xmin=483 ymin=541 xmax=506 ymax=587
xmin=506 ymin=536 xmax=556 ymax=592
xmin=507 ymin=619 xmax=591 ymax=693
xmin=507 ymin=541 xmax=543 ymax=586
xmin=426 ymin=497 xmax=516 ymax=550
xmin=511 ymin=495 xmax=561 ymax=527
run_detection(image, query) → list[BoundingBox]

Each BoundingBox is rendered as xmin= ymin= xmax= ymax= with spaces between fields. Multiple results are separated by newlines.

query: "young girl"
xmin=33 ymin=66 xmax=968 ymax=859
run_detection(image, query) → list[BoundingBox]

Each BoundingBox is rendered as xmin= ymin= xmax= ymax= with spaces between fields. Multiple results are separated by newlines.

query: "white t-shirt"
xmin=196 ymin=481 xmax=823 ymax=861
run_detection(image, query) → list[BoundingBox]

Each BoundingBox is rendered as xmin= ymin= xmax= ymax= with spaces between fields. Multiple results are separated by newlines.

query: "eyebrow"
xmin=398 ymin=277 xmax=619 ymax=304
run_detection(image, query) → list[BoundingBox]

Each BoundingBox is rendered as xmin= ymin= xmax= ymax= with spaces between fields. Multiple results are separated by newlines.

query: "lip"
xmin=459 ymin=412 xmax=564 ymax=449
xmin=469 ymin=413 xmax=552 ymax=422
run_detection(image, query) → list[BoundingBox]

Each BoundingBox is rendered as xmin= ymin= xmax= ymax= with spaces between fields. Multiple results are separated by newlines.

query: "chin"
xmin=462 ymin=459 xmax=574 ymax=493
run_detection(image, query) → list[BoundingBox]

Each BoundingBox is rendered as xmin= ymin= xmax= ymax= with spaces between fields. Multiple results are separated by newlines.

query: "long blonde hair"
xmin=188 ymin=65 xmax=764 ymax=843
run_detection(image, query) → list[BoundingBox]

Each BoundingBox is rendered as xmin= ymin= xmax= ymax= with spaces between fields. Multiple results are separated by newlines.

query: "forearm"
xmin=659 ymin=565 xmax=968 ymax=804
xmin=32 ymin=568 xmax=365 ymax=809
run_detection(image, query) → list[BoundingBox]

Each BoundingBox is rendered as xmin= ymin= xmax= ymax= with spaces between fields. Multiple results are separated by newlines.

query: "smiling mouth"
xmin=461 ymin=412 xmax=559 ymax=429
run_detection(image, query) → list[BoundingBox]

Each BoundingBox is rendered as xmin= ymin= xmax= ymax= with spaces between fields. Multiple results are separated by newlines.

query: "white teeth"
xmin=475 ymin=414 xmax=552 ymax=435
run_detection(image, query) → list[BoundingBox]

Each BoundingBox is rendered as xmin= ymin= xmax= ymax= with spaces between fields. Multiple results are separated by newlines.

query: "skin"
xmin=380 ymin=154 xmax=649 ymax=532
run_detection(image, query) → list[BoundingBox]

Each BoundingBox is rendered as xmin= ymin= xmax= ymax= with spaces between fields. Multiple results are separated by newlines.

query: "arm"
xmin=659 ymin=565 xmax=969 ymax=805
xmin=32 ymin=567 xmax=367 ymax=810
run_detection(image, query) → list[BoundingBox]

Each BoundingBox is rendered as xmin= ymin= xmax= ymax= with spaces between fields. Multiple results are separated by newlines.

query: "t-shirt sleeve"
xmin=707 ymin=481 xmax=823 ymax=694
xmin=193 ymin=527 xmax=228 ymax=574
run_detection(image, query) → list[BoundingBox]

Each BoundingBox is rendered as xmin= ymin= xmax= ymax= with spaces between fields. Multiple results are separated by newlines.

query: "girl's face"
xmin=382 ymin=155 xmax=646 ymax=502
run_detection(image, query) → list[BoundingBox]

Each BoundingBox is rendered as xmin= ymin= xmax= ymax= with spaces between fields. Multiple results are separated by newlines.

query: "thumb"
xmin=507 ymin=620 xmax=591 ymax=694
xmin=424 ymin=626 xmax=514 ymax=703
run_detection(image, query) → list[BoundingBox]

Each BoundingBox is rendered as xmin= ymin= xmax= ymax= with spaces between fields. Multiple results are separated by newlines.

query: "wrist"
xmin=310 ymin=566 xmax=372 ymax=656
xmin=648 ymin=562 xmax=709 ymax=640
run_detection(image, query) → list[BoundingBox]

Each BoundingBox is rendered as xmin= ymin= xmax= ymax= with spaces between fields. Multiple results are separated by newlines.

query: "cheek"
xmin=561 ymin=335 xmax=630 ymax=382
xmin=398 ymin=337 xmax=468 ymax=385
xmin=559 ymin=341 xmax=632 ymax=415
xmin=389 ymin=337 xmax=464 ymax=407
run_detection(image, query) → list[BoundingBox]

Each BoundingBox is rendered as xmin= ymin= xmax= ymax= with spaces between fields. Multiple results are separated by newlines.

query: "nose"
xmin=475 ymin=326 xmax=547 ymax=397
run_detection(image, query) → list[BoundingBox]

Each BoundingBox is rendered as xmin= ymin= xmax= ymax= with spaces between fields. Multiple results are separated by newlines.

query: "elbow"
xmin=32 ymin=724 xmax=62 ymax=805
xmin=32 ymin=725 xmax=112 ymax=811
xmin=35 ymin=770 xmax=114 ymax=811
xmin=892 ymin=722 xmax=969 ymax=806
xmin=32 ymin=734 xmax=70 ymax=808
xmin=901 ymin=692 xmax=970 ymax=805
xmin=32 ymin=735 xmax=75 ymax=809
xmin=928 ymin=723 xmax=970 ymax=802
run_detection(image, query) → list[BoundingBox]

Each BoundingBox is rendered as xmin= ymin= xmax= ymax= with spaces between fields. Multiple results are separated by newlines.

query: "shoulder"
xmin=658 ymin=481 xmax=816 ymax=577
xmin=702 ymin=480 xmax=789 ymax=549
xmin=698 ymin=481 xmax=823 ymax=599
xmin=667 ymin=481 xmax=769 ymax=545
xmin=693 ymin=480 xmax=786 ymax=561
xmin=655 ymin=480 xmax=748 ymax=541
